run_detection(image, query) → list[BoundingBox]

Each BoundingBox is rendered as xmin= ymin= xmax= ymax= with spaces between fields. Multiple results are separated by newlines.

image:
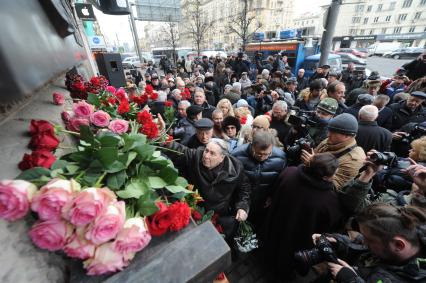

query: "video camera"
xmin=400 ymin=123 xmax=426 ymax=145
xmin=288 ymin=107 xmax=317 ymax=129
xmin=287 ymin=138 xmax=312 ymax=160
xmin=369 ymin=151 xmax=411 ymax=169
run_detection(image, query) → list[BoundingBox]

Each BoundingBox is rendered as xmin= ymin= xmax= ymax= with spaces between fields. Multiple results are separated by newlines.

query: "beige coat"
xmin=315 ymin=138 xmax=366 ymax=190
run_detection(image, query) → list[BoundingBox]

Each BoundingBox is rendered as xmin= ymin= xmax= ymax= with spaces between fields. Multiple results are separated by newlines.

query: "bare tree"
xmin=161 ymin=16 xmax=180 ymax=65
xmin=228 ymin=0 xmax=262 ymax=52
xmin=183 ymin=0 xmax=214 ymax=55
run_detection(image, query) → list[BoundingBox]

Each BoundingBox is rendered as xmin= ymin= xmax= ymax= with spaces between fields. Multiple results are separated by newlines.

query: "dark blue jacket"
xmin=232 ymin=143 xmax=287 ymax=201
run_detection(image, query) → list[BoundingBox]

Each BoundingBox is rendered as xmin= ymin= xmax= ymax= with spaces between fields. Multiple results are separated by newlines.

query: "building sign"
xmin=75 ymin=3 xmax=96 ymax=21
xmin=88 ymin=35 xmax=106 ymax=49
xmin=134 ymin=0 xmax=180 ymax=22
xmin=376 ymin=32 xmax=426 ymax=41
xmin=352 ymin=35 xmax=376 ymax=41
xmin=246 ymin=42 xmax=298 ymax=52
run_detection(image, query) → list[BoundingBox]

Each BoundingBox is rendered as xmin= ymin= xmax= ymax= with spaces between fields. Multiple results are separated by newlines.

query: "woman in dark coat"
xmin=263 ymin=152 xmax=344 ymax=280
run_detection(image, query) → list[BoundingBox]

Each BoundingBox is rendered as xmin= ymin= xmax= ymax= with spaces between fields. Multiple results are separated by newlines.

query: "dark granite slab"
xmin=70 ymin=221 xmax=231 ymax=283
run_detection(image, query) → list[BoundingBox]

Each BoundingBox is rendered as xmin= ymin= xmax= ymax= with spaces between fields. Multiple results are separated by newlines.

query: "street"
xmin=366 ymin=56 xmax=411 ymax=78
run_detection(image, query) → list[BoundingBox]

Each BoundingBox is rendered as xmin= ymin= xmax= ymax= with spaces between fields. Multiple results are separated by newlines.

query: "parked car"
xmin=122 ymin=56 xmax=143 ymax=69
xmin=367 ymin=42 xmax=402 ymax=56
xmin=337 ymin=48 xmax=368 ymax=58
xmin=333 ymin=52 xmax=366 ymax=65
xmin=303 ymin=53 xmax=342 ymax=77
xmin=383 ymin=47 xmax=424 ymax=59
xmin=141 ymin=52 xmax=154 ymax=64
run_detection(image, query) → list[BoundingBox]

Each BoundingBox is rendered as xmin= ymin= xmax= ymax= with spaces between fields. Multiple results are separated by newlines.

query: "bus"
xmin=151 ymin=47 xmax=193 ymax=61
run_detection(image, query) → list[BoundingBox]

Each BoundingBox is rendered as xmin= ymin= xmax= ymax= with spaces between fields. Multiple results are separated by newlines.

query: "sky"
xmin=94 ymin=0 xmax=332 ymax=48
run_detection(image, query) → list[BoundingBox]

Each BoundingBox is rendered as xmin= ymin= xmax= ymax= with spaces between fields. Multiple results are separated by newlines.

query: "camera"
xmin=287 ymin=138 xmax=312 ymax=159
xmin=288 ymin=110 xmax=317 ymax=129
xmin=369 ymin=151 xmax=410 ymax=169
xmin=401 ymin=123 xmax=426 ymax=144
xmin=294 ymin=235 xmax=339 ymax=275
xmin=251 ymin=83 xmax=265 ymax=94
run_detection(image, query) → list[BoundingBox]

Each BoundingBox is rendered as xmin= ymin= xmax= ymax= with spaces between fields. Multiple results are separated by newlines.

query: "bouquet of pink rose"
xmin=0 ymin=178 xmax=155 ymax=275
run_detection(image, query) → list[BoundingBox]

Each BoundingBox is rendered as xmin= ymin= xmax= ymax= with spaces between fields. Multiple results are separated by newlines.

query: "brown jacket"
xmin=315 ymin=138 xmax=366 ymax=190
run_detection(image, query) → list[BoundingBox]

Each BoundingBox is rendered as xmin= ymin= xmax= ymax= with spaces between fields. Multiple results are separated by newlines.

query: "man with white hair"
xmin=356 ymin=105 xmax=393 ymax=153
xmin=224 ymin=82 xmax=242 ymax=104
xmin=193 ymin=87 xmax=215 ymax=119
xmin=270 ymin=101 xmax=292 ymax=146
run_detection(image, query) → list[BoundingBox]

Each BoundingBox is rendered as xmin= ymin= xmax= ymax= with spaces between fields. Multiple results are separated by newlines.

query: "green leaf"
xmin=50 ymin=169 xmax=64 ymax=178
xmin=148 ymin=176 xmax=167 ymax=189
xmin=51 ymin=160 xmax=68 ymax=170
xmin=122 ymin=133 xmax=147 ymax=151
xmin=65 ymin=164 xmax=80 ymax=175
xmin=165 ymin=185 xmax=192 ymax=194
xmin=106 ymin=170 xmax=127 ymax=190
xmin=118 ymin=152 xmax=137 ymax=167
xmin=87 ymin=93 xmax=101 ymax=107
xmin=137 ymin=191 xmax=159 ymax=216
xmin=116 ymin=181 xmax=148 ymax=199
xmin=80 ymin=125 xmax=95 ymax=144
xmin=175 ymin=176 xmax=189 ymax=188
xmin=133 ymin=144 xmax=155 ymax=161
xmin=83 ymin=172 xmax=101 ymax=185
xmin=159 ymin=167 xmax=178 ymax=184
xmin=98 ymin=133 xmax=121 ymax=147
xmin=68 ymin=151 xmax=91 ymax=163
xmin=96 ymin=147 xmax=118 ymax=168
xmin=105 ymin=161 xmax=127 ymax=173
xmin=16 ymin=167 xmax=51 ymax=181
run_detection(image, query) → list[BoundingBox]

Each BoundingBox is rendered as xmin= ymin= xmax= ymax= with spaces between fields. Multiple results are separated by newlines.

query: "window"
xmin=424 ymin=27 xmax=426 ymax=32
xmin=355 ymin=4 xmax=364 ymax=12
xmin=377 ymin=4 xmax=382 ymax=11
xmin=421 ymin=0 xmax=426 ymax=6
xmin=367 ymin=5 xmax=372 ymax=12
xmin=414 ymin=12 xmax=422 ymax=19
xmin=394 ymin=27 xmax=402 ymax=34
xmin=409 ymin=26 xmax=415 ymax=33
xmin=398 ymin=14 xmax=407 ymax=21
xmin=349 ymin=29 xmax=357 ymax=35
xmin=360 ymin=29 xmax=365 ymax=35
xmin=364 ymin=17 xmax=368 ymax=24
xmin=402 ymin=0 xmax=412 ymax=8
xmin=385 ymin=15 xmax=391 ymax=22
xmin=389 ymin=2 xmax=396 ymax=10
xmin=374 ymin=17 xmax=379 ymax=23
xmin=352 ymin=17 xmax=361 ymax=23
xmin=369 ymin=29 xmax=374 ymax=35
xmin=382 ymin=28 xmax=387 ymax=34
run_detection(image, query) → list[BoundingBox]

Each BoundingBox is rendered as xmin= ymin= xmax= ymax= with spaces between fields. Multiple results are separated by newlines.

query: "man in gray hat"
xmin=390 ymin=91 xmax=426 ymax=132
xmin=301 ymin=113 xmax=366 ymax=190
xmin=344 ymin=93 xmax=374 ymax=118
xmin=186 ymin=118 xmax=214 ymax=149
xmin=346 ymin=78 xmax=381 ymax=106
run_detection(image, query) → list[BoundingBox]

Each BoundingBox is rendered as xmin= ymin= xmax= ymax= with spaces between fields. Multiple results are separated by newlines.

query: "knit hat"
xmin=252 ymin=115 xmax=270 ymax=129
xmin=236 ymin=99 xmax=249 ymax=108
xmin=327 ymin=113 xmax=358 ymax=136
xmin=317 ymin=98 xmax=338 ymax=115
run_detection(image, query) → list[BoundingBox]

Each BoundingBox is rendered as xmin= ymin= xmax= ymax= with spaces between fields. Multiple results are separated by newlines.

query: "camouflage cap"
xmin=317 ymin=98 xmax=338 ymax=115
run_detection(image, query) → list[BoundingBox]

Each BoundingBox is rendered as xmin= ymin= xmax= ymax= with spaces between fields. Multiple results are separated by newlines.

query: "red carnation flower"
xmin=72 ymin=81 xmax=85 ymax=92
xmin=181 ymin=88 xmax=191 ymax=100
xmin=168 ymin=201 xmax=191 ymax=232
xmin=140 ymin=121 xmax=158 ymax=139
xmin=107 ymin=97 xmax=117 ymax=105
xmin=164 ymin=100 xmax=173 ymax=107
xmin=240 ymin=116 xmax=247 ymax=125
xmin=146 ymin=202 xmax=174 ymax=236
xmin=191 ymin=210 xmax=202 ymax=221
xmin=117 ymin=100 xmax=130 ymax=115
xmin=144 ymin=84 xmax=154 ymax=94
xmin=150 ymin=92 xmax=158 ymax=101
xmin=137 ymin=110 xmax=153 ymax=124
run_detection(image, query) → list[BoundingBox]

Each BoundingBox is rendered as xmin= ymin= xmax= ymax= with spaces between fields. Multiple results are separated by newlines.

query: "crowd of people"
xmin=127 ymin=51 xmax=426 ymax=282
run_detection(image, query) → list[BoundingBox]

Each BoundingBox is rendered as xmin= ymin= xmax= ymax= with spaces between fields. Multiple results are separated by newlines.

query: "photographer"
xmin=287 ymin=98 xmax=338 ymax=152
xmin=295 ymin=79 xmax=326 ymax=111
xmin=311 ymin=203 xmax=426 ymax=283
xmin=390 ymin=91 xmax=426 ymax=132
xmin=255 ymin=53 xmax=273 ymax=73
xmin=264 ymin=153 xmax=344 ymax=280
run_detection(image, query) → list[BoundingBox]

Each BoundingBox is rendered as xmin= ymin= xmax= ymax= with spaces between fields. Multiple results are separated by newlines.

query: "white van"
xmin=367 ymin=42 xmax=402 ymax=56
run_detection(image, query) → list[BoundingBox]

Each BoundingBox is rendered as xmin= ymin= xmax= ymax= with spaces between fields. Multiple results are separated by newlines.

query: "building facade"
xmin=292 ymin=11 xmax=324 ymax=38
xmin=332 ymin=0 xmax=426 ymax=49
xmin=179 ymin=0 xmax=294 ymax=51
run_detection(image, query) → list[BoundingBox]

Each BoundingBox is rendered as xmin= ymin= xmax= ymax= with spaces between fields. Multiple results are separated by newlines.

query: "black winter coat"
xmin=232 ymin=144 xmax=287 ymax=201
xmin=389 ymin=101 xmax=426 ymax=131
xmin=355 ymin=121 xmax=393 ymax=153
xmin=377 ymin=106 xmax=393 ymax=130
xmin=167 ymin=142 xmax=250 ymax=216
xmin=270 ymin=117 xmax=292 ymax=146
xmin=173 ymin=117 xmax=196 ymax=145
xmin=403 ymin=58 xmax=426 ymax=81
xmin=264 ymin=166 xmax=343 ymax=278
